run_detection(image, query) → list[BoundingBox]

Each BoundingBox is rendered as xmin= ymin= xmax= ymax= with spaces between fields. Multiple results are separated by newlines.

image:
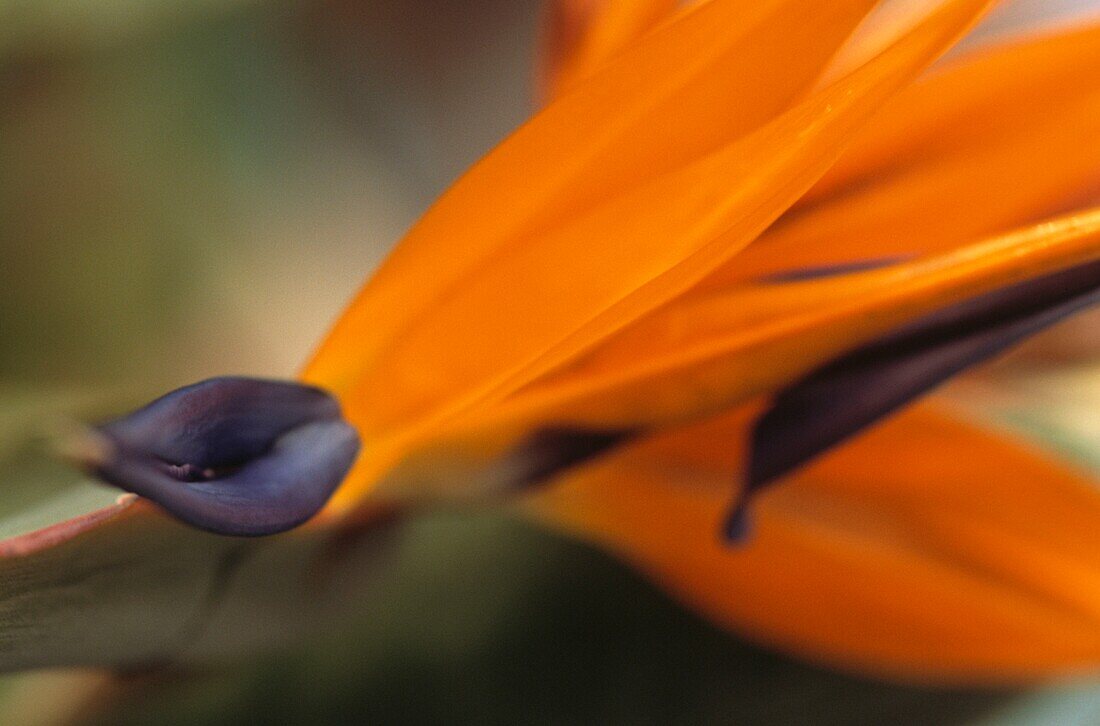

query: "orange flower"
xmin=300 ymin=0 xmax=1100 ymax=680
xmin=41 ymin=0 xmax=1100 ymax=682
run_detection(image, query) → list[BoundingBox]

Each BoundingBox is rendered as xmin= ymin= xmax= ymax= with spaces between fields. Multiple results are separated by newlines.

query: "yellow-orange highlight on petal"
xmin=524 ymin=403 xmax=1100 ymax=682
xmin=538 ymin=5 xmax=1100 ymax=287
xmin=509 ymin=209 xmax=1100 ymax=422
xmin=701 ymin=22 xmax=1100 ymax=288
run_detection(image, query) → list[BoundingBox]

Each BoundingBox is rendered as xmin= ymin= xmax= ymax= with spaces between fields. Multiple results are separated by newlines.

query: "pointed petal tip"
xmin=722 ymin=501 xmax=753 ymax=544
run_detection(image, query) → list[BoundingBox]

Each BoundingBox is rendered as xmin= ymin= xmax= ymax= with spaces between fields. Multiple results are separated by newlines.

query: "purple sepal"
xmin=87 ymin=377 xmax=360 ymax=537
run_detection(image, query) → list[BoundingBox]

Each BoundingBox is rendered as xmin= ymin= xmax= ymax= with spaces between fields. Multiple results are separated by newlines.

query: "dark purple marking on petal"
xmin=506 ymin=427 xmax=637 ymax=488
xmin=732 ymin=258 xmax=1100 ymax=542
xmin=759 ymin=255 xmax=911 ymax=283
xmin=81 ymin=377 xmax=360 ymax=537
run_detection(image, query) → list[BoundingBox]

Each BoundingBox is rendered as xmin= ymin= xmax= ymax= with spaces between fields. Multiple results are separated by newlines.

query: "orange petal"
xmin=524 ymin=403 xmax=1100 ymax=681
xmin=310 ymin=0 xmax=990 ymax=460
xmin=703 ymin=23 xmax=1100 ymax=287
xmin=465 ymin=211 xmax=1100 ymax=434
xmin=307 ymin=0 xmax=880 ymax=402
xmin=360 ymin=211 xmax=1100 ymax=503
xmin=538 ymin=0 xmax=682 ymax=101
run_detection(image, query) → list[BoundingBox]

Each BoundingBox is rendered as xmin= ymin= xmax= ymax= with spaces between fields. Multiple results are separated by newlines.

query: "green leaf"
xmin=0 ymin=482 xmax=397 ymax=671
xmin=9 ymin=512 xmax=1018 ymax=726
xmin=0 ymin=0 xmax=262 ymax=54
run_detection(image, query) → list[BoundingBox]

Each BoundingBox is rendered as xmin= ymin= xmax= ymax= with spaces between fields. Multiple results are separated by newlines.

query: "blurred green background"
xmin=4 ymin=0 xmax=1100 ymax=723
xmin=0 ymin=0 xmax=539 ymax=388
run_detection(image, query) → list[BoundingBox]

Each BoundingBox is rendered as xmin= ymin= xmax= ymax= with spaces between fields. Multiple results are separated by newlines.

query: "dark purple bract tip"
xmin=73 ymin=377 xmax=360 ymax=537
xmin=727 ymin=257 xmax=1100 ymax=543
xmin=722 ymin=502 xmax=752 ymax=544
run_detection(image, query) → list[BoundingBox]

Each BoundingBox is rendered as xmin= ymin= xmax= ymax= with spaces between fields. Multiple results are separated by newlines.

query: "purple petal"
xmin=505 ymin=427 xmax=636 ymax=488
xmin=759 ymin=256 xmax=910 ymax=283
xmin=733 ymin=258 xmax=1100 ymax=540
xmin=82 ymin=377 xmax=360 ymax=537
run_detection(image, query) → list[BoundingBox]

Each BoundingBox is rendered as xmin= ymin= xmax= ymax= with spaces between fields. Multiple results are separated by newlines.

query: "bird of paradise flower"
xmin=6 ymin=0 xmax=1100 ymax=686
